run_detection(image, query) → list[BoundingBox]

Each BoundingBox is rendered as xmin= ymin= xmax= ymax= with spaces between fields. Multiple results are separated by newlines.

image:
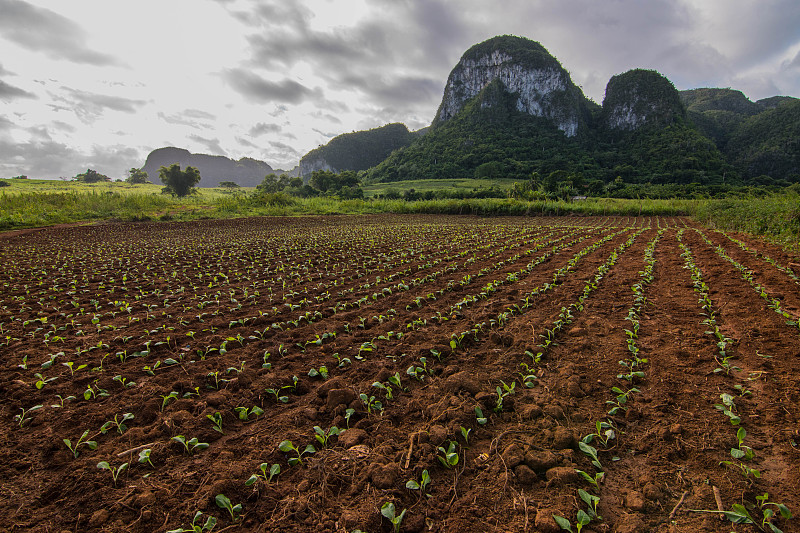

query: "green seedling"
xmin=359 ymin=393 xmax=383 ymax=415
xmin=372 ymin=381 xmax=394 ymax=400
xmin=215 ymin=493 xmax=242 ymax=522
xmin=166 ymin=511 xmax=217 ymax=533
xmin=460 ymin=426 xmax=472 ymax=445
xmin=714 ymin=393 xmax=741 ymax=425
xmin=333 ymin=352 xmax=351 ymax=368
xmin=51 ymin=394 xmax=76 ymax=408
xmin=278 ymin=440 xmax=316 ymax=466
xmin=733 ymin=384 xmax=752 ymax=397
xmin=207 ymin=412 xmax=224 ymax=434
xmin=437 ymin=440 xmax=459 ymax=469
xmin=265 ymin=387 xmax=289 ymax=403
xmin=160 ymin=391 xmax=179 ymax=411
xmin=582 ymin=421 xmax=615 ymax=447
xmin=579 ymin=489 xmax=601 ymax=519
xmin=234 ymin=406 xmax=264 ymax=420
xmin=62 ymin=361 xmax=87 ymax=376
xmin=578 ymin=441 xmax=603 ymax=470
xmin=64 ymin=429 xmax=98 ymax=458
xmin=731 ymin=426 xmax=755 ymax=460
xmin=475 ymin=406 xmax=487 ymax=425
xmin=138 ymin=448 xmax=154 ymax=468
xmin=720 ymin=459 xmax=761 ymax=482
xmin=553 ymin=510 xmax=592 ymax=532
xmin=245 ymin=463 xmax=281 ymax=486
xmin=518 ymin=362 xmax=538 ymax=388
xmin=756 ymin=493 xmax=793 ymax=532
xmin=112 ymin=374 xmax=136 ymax=388
xmin=308 ymin=365 xmax=329 ymax=379
xmin=34 ymin=372 xmax=57 ymax=389
xmin=313 ymin=425 xmax=342 ymax=448
xmin=493 ymin=380 xmax=516 ymax=412
xmin=97 ymin=460 xmax=128 ymax=487
xmin=100 ymin=412 xmax=134 ymax=435
xmin=84 ymin=383 xmax=110 ymax=401
xmin=14 ymin=404 xmax=42 ymax=427
xmin=171 ymin=435 xmax=209 ymax=455
xmin=606 ymin=386 xmax=638 ymax=415
xmin=344 ymin=408 xmax=355 ymax=428
xmin=406 ymin=469 xmax=431 ymax=496
xmin=575 ymin=469 xmax=605 ymax=489
xmin=261 ymin=351 xmax=272 ymax=369
xmin=381 ymin=502 xmax=407 ymax=533
xmin=691 ymin=496 xmax=791 ymax=532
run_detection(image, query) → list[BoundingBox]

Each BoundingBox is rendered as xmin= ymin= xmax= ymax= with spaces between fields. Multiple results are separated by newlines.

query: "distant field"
xmin=1 ymin=178 xmax=798 ymax=252
xmin=363 ymin=177 xmax=517 ymax=197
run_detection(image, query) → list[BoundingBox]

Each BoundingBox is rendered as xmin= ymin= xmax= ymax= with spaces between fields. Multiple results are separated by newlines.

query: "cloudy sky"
xmin=1 ymin=0 xmax=799 ymax=179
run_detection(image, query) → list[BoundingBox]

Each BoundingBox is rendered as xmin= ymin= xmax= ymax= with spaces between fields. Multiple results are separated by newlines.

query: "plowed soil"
xmin=1 ymin=214 xmax=798 ymax=533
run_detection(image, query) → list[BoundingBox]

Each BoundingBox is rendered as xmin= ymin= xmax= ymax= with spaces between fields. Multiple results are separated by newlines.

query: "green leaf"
xmin=552 ymin=515 xmax=573 ymax=532
xmin=215 ymin=493 xmax=232 ymax=510
xmin=576 ymin=509 xmax=592 ymax=525
xmin=381 ymin=502 xmax=396 ymax=520
xmin=722 ymin=503 xmax=755 ymax=524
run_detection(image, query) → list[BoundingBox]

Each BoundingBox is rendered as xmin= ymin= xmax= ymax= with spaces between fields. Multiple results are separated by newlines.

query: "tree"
xmin=75 ymin=169 xmax=110 ymax=183
xmin=159 ymin=164 xmax=201 ymax=197
xmin=127 ymin=168 xmax=149 ymax=184
xmin=219 ymin=181 xmax=240 ymax=189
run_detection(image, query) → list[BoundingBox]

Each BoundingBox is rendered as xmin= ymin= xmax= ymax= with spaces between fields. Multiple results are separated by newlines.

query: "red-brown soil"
xmin=1 ymin=214 xmax=798 ymax=532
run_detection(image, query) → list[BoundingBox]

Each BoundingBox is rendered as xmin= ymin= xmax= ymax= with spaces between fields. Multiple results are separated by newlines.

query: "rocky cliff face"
xmin=141 ymin=147 xmax=278 ymax=187
xmin=298 ymin=157 xmax=336 ymax=178
xmin=433 ymin=36 xmax=587 ymax=136
xmin=601 ymin=69 xmax=685 ymax=131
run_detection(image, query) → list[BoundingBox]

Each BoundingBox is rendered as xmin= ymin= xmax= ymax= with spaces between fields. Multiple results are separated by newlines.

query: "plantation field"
xmin=1 ymin=214 xmax=799 ymax=533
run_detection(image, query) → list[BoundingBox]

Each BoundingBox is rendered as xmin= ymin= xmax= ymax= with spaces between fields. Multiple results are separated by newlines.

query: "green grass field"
xmin=1 ymin=178 xmax=798 ymax=252
xmin=362 ymin=177 xmax=517 ymax=197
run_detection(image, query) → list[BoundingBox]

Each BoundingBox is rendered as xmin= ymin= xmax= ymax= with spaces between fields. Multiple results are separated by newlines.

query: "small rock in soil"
xmin=615 ymin=513 xmax=646 ymax=533
xmin=340 ymin=428 xmax=367 ymax=448
xmin=625 ymin=490 xmax=647 ymax=512
xmin=502 ymin=443 xmax=524 ymax=468
xmin=428 ymin=425 xmax=448 ymax=444
xmin=522 ymin=404 xmax=542 ymax=419
xmin=326 ymin=388 xmax=356 ymax=410
xmin=88 ymin=509 xmax=110 ymax=528
xmin=524 ymin=450 xmax=559 ymax=472
xmin=514 ymin=464 xmax=537 ymax=485
xmin=669 ymin=423 xmax=683 ymax=435
xmin=370 ymin=463 xmax=399 ymax=489
xmin=316 ymin=377 xmax=346 ymax=398
xmin=565 ymin=379 xmax=584 ymax=398
xmin=545 ymin=466 xmax=579 ymax=485
xmin=643 ymin=482 xmax=664 ymax=502
xmin=543 ymin=404 xmax=565 ymax=419
xmin=442 ymin=371 xmax=481 ymax=395
xmin=533 ymin=508 xmax=563 ymax=533
xmin=552 ymin=427 xmax=574 ymax=449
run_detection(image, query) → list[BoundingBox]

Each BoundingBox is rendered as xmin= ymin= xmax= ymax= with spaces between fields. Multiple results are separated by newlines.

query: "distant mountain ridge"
xmin=298 ymin=123 xmax=417 ymax=177
xmin=141 ymin=147 xmax=297 ymax=188
xmin=357 ymin=35 xmax=799 ymax=185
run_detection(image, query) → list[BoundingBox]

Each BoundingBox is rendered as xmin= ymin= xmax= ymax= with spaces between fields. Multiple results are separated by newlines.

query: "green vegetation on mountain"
xmin=727 ymin=99 xmax=800 ymax=180
xmin=300 ymin=123 xmax=415 ymax=173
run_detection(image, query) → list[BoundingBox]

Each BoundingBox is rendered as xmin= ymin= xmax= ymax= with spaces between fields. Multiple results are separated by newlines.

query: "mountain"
xmin=141 ymin=148 xmax=296 ymax=187
xmin=432 ymin=35 xmax=591 ymax=136
xmin=363 ymin=35 xmax=798 ymax=187
xmin=298 ymin=123 xmax=416 ymax=177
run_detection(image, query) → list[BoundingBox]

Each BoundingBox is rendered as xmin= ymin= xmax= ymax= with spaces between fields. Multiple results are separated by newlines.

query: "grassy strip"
xmin=2 ymin=188 xmax=798 ymax=252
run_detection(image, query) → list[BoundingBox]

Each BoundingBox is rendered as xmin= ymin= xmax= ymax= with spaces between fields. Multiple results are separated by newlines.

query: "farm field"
xmin=1 ymin=214 xmax=799 ymax=533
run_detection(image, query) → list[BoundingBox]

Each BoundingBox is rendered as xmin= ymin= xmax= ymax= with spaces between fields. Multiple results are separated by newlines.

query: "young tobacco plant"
xmin=14 ymin=404 xmax=42 ymax=427
xmin=234 ymin=405 xmax=264 ymax=420
xmin=172 ymin=435 xmax=209 ymax=455
xmin=437 ymin=441 xmax=459 ymax=469
xmin=166 ymin=511 xmax=217 ymax=533
xmin=278 ymin=440 xmax=316 ymax=466
xmin=97 ymin=460 xmax=128 ymax=487
xmin=313 ymin=425 xmax=342 ymax=448
xmin=64 ymin=429 xmax=98 ymax=458
xmin=381 ymin=502 xmax=407 ymax=533
xmin=215 ymin=494 xmax=242 ymax=522
xmin=206 ymin=412 xmax=224 ymax=434
xmin=245 ymin=463 xmax=281 ymax=486
xmin=100 ymin=412 xmax=134 ymax=435
xmin=406 ymin=469 xmax=431 ymax=496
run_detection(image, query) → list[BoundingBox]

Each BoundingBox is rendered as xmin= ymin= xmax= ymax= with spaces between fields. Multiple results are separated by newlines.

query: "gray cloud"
xmin=222 ymin=69 xmax=318 ymax=104
xmin=54 ymin=88 xmax=147 ymax=123
xmin=184 ymin=109 xmax=216 ymax=120
xmin=157 ymin=111 xmax=212 ymax=130
xmin=188 ymin=134 xmax=227 ymax=156
xmin=0 ymin=137 xmax=141 ymax=179
xmin=268 ymin=140 xmax=300 ymax=155
xmin=249 ymin=122 xmax=282 ymax=136
xmin=236 ymin=136 xmax=259 ymax=149
xmin=0 ymin=0 xmax=117 ymax=65
xmin=0 ymin=79 xmax=36 ymax=101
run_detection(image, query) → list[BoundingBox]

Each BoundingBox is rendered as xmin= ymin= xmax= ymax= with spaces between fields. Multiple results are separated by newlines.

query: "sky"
xmin=1 ymin=0 xmax=799 ymax=180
